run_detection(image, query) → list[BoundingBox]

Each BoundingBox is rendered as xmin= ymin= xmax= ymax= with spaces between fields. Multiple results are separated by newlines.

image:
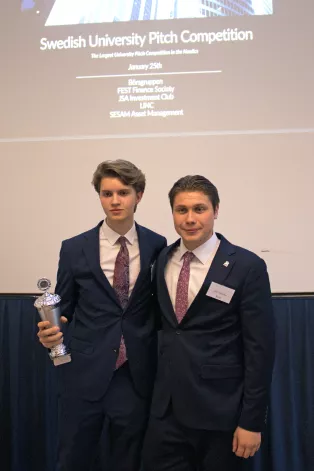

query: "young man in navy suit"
xmin=37 ymin=160 xmax=166 ymax=471
xmin=143 ymin=175 xmax=275 ymax=471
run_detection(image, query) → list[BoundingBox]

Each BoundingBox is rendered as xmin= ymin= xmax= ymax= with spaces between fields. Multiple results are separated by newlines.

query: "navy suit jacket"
xmin=55 ymin=221 xmax=167 ymax=401
xmin=151 ymin=234 xmax=275 ymax=432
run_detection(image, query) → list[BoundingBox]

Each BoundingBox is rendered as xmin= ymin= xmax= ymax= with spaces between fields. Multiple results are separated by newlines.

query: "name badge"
xmin=206 ymin=282 xmax=235 ymax=304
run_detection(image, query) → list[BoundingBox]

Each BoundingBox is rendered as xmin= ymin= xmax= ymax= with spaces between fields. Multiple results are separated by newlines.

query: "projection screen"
xmin=1 ymin=0 xmax=313 ymax=293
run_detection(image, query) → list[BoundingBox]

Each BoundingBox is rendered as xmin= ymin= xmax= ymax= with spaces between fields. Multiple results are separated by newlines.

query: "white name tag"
xmin=206 ymin=282 xmax=235 ymax=304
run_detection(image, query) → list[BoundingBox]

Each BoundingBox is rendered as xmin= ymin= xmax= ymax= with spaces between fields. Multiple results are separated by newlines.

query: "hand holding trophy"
xmin=34 ymin=278 xmax=71 ymax=366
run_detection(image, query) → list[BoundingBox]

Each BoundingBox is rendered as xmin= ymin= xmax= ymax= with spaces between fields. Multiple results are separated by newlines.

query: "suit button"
xmin=113 ymin=349 xmax=117 ymax=353
xmin=176 ymin=331 xmax=180 ymax=335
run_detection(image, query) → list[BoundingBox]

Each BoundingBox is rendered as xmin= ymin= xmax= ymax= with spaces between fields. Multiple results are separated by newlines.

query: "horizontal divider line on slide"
xmin=1 ymin=129 xmax=314 ymax=144
xmin=76 ymin=70 xmax=222 ymax=79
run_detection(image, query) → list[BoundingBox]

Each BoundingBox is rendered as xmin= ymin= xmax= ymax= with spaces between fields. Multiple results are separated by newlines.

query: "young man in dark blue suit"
xmin=143 ymin=175 xmax=275 ymax=471
xmin=37 ymin=160 xmax=166 ymax=471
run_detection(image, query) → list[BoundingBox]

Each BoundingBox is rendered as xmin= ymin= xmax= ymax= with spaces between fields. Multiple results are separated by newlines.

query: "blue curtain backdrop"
xmin=1 ymin=295 xmax=314 ymax=471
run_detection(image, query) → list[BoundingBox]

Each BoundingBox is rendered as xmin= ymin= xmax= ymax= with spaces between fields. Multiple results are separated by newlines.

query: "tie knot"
xmin=183 ymin=251 xmax=194 ymax=263
xmin=117 ymin=236 xmax=127 ymax=248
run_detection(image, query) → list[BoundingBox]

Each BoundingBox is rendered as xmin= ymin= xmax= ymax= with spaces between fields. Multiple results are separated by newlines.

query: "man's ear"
xmin=136 ymin=191 xmax=144 ymax=204
xmin=214 ymin=204 xmax=219 ymax=219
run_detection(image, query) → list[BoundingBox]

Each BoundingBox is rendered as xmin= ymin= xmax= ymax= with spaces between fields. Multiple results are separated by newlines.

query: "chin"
xmin=183 ymin=236 xmax=201 ymax=244
xmin=111 ymin=213 xmax=124 ymax=218
xmin=184 ymin=234 xmax=200 ymax=240
xmin=108 ymin=215 xmax=124 ymax=222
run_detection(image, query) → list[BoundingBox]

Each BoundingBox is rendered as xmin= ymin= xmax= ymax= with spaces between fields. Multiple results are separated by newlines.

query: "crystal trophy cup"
xmin=34 ymin=278 xmax=71 ymax=366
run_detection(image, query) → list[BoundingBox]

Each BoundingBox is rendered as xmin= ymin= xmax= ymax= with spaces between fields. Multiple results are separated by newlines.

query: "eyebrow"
xmin=175 ymin=203 xmax=208 ymax=209
xmin=101 ymin=188 xmax=130 ymax=192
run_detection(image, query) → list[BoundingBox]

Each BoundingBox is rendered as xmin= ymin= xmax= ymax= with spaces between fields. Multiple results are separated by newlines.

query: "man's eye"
xmin=102 ymin=192 xmax=111 ymax=197
xmin=119 ymin=191 xmax=128 ymax=196
xmin=195 ymin=207 xmax=205 ymax=213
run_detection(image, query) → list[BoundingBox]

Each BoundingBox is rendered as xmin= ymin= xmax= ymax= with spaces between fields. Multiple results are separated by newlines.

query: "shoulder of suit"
xmin=227 ymin=241 xmax=266 ymax=269
xmin=136 ymin=224 xmax=166 ymax=243
xmin=60 ymin=224 xmax=100 ymax=249
xmin=158 ymin=239 xmax=179 ymax=258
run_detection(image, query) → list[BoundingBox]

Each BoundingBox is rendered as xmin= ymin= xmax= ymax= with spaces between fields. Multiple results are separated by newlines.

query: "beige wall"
xmin=1 ymin=131 xmax=313 ymax=293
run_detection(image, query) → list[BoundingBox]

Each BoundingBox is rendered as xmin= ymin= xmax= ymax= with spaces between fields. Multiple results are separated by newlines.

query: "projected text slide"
xmin=3 ymin=1 xmax=313 ymax=139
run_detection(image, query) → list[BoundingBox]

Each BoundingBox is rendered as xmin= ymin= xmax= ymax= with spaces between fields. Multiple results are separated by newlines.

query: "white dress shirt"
xmin=165 ymin=233 xmax=220 ymax=309
xmin=99 ymin=220 xmax=140 ymax=296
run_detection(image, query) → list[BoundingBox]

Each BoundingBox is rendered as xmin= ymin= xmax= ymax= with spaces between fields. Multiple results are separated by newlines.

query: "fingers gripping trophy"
xmin=34 ymin=278 xmax=71 ymax=366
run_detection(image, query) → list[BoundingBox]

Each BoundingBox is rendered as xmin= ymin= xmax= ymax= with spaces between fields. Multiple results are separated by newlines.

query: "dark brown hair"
xmin=92 ymin=160 xmax=146 ymax=194
xmin=169 ymin=175 xmax=220 ymax=210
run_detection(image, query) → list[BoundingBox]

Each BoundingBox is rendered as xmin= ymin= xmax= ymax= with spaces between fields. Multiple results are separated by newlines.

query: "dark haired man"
xmin=38 ymin=160 xmax=166 ymax=471
xmin=143 ymin=175 xmax=275 ymax=471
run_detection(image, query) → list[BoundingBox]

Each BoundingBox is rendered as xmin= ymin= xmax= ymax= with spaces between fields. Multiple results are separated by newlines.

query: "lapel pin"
xmin=223 ymin=261 xmax=229 ymax=267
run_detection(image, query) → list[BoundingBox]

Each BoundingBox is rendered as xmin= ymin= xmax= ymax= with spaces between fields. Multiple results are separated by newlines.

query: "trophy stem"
xmin=50 ymin=344 xmax=71 ymax=366
xmin=51 ymin=343 xmax=68 ymax=358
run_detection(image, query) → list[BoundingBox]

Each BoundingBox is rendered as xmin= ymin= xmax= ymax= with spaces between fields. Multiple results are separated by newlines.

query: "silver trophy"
xmin=34 ymin=278 xmax=71 ymax=366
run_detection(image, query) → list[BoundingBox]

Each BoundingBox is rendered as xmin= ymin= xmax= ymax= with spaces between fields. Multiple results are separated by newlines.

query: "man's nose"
xmin=111 ymin=193 xmax=120 ymax=205
xmin=185 ymin=211 xmax=196 ymax=224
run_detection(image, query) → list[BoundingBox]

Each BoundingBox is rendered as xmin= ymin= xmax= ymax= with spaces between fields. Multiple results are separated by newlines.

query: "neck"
xmin=183 ymin=241 xmax=200 ymax=251
xmin=106 ymin=217 xmax=134 ymax=235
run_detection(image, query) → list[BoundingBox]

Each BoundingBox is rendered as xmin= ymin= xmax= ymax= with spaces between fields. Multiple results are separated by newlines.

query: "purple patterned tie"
xmin=113 ymin=236 xmax=129 ymax=368
xmin=175 ymin=251 xmax=194 ymax=323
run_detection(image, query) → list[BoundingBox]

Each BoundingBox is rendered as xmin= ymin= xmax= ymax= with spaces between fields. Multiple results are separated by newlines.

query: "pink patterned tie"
xmin=175 ymin=251 xmax=194 ymax=323
xmin=113 ymin=236 xmax=129 ymax=368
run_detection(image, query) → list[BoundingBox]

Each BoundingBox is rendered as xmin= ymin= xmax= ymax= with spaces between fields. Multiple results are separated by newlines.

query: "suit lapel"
xmin=127 ymin=223 xmax=151 ymax=306
xmin=83 ymin=221 xmax=120 ymax=306
xmin=180 ymin=234 xmax=236 ymax=325
xmin=158 ymin=240 xmax=180 ymax=327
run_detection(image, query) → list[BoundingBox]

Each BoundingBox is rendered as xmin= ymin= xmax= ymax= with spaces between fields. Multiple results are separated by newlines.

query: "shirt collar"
xmin=100 ymin=219 xmax=137 ymax=246
xmin=179 ymin=232 xmax=219 ymax=265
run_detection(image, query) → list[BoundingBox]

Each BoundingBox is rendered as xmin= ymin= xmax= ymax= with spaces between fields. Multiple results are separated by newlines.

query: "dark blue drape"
xmin=0 ymin=296 xmax=58 ymax=471
xmin=1 ymin=296 xmax=314 ymax=471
